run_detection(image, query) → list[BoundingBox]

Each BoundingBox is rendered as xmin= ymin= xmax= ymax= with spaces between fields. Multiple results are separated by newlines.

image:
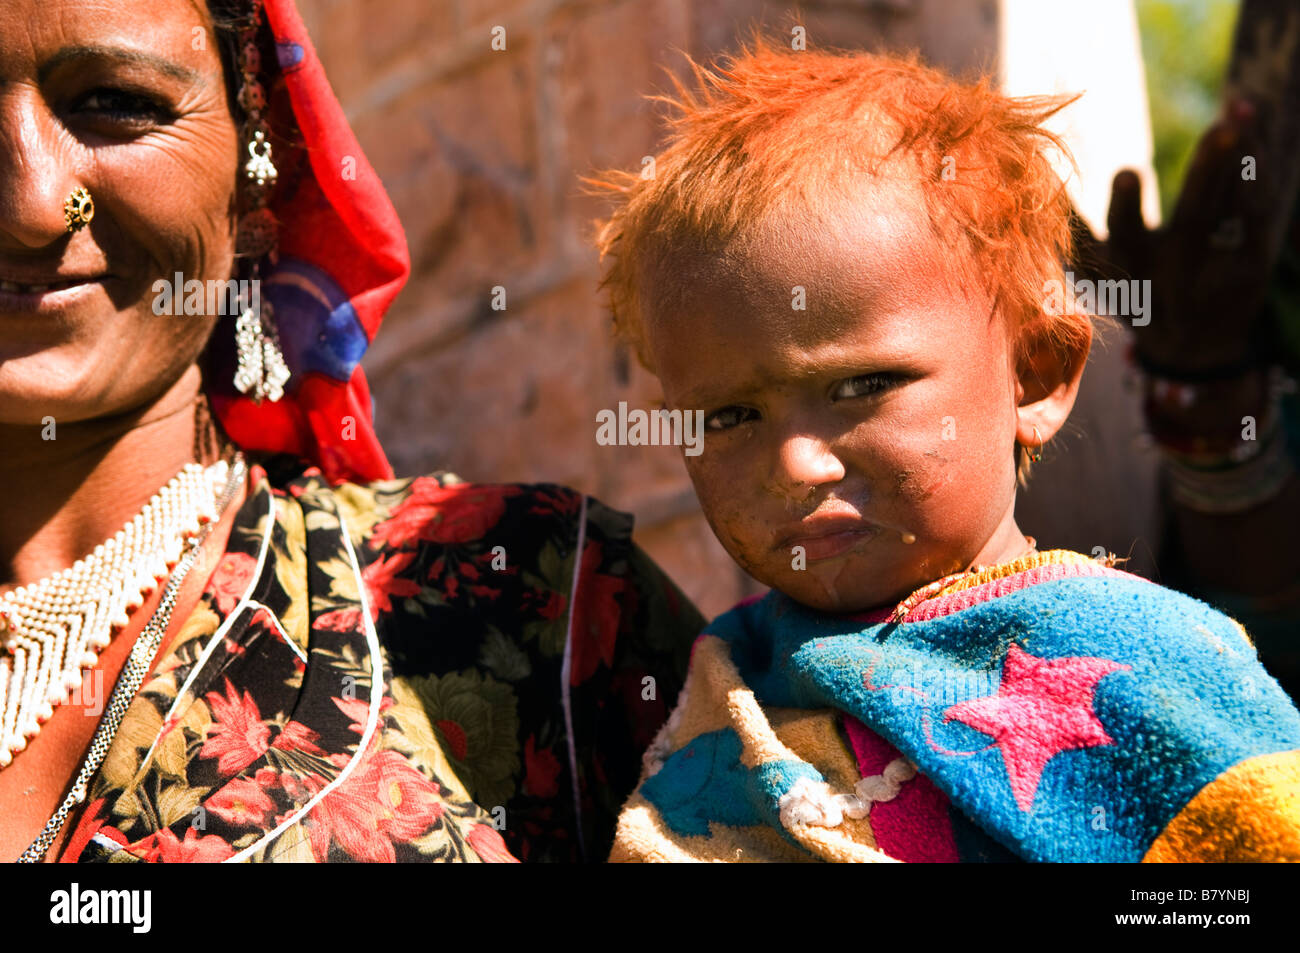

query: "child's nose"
xmin=771 ymin=433 xmax=846 ymax=498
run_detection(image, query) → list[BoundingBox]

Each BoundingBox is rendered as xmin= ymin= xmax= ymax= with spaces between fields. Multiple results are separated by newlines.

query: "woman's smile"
xmin=0 ymin=0 xmax=239 ymax=423
xmin=0 ymin=273 xmax=111 ymax=314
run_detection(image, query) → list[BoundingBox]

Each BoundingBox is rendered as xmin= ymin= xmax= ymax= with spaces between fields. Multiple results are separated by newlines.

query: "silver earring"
xmin=230 ymin=0 xmax=288 ymax=403
xmin=233 ymin=280 xmax=290 ymax=403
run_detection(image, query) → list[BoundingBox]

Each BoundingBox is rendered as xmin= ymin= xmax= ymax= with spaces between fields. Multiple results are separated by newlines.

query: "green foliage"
xmin=1136 ymin=0 xmax=1239 ymax=216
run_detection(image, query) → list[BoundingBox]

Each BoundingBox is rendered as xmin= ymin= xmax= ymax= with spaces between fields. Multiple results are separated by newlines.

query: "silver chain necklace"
xmin=17 ymin=451 xmax=248 ymax=863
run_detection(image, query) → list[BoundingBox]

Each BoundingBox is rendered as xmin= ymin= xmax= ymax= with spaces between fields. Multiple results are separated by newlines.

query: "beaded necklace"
xmin=5 ymin=451 xmax=248 ymax=862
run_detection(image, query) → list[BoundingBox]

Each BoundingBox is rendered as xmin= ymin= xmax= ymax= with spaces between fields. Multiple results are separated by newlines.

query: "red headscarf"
xmin=206 ymin=0 xmax=409 ymax=484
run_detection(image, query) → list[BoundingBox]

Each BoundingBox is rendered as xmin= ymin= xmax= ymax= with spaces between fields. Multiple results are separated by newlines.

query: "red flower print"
xmin=248 ymin=606 xmax=277 ymax=629
xmin=370 ymin=480 xmax=520 ymax=549
xmin=272 ymin=720 xmax=325 ymax=755
xmin=162 ymin=827 xmax=235 ymax=862
xmin=308 ymin=749 xmax=445 ymax=863
xmin=207 ymin=777 xmax=274 ymax=828
xmin=535 ymin=590 xmax=566 ymax=621
xmin=332 ymin=694 xmax=390 ymax=736
xmin=528 ymin=488 xmax=582 ymax=517
xmin=255 ymin=767 xmax=280 ymax=788
xmin=314 ymin=606 xmax=362 ymax=633
xmin=201 ymin=677 xmax=270 ymax=775
xmin=522 ymin=735 xmax=561 ymax=799
xmin=209 ymin=551 xmax=258 ymax=614
xmin=425 ymin=484 xmax=521 ymax=544
xmin=435 ymin=719 xmax=469 ymax=761
xmin=281 ymin=772 xmax=310 ymax=801
xmin=567 ymin=541 xmax=627 ymax=685
xmin=94 ymin=821 xmax=128 ymax=849
xmin=132 ymin=826 xmax=235 ymax=863
xmin=466 ymin=823 xmax=520 ymax=863
xmin=156 ymin=714 xmax=181 ymax=746
xmin=362 ymin=550 xmax=422 ymax=620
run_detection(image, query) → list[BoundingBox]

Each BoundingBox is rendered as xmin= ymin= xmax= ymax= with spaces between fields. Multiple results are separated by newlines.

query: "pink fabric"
xmin=842 ymin=605 xmax=896 ymax=625
xmin=841 ymin=714 xmax=959 ymax=863
xmin=943 ymin=644 xmax=1128 ymax=812
xmin=902 ymin=561 xmax=1143 ymax=623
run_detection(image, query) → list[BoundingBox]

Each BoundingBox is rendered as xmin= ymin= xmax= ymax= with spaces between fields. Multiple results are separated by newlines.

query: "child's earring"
xmin=1026 ymin=426 xmax=1044 ymax=464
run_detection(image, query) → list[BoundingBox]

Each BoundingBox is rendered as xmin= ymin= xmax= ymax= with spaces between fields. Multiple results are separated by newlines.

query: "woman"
xmin=0 ymin=0 xmax=701 ymax=862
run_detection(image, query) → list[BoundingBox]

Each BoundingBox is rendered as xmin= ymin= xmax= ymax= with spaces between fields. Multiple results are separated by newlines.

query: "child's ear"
xmin=1012 ymin=318 xmax=1092 ymax=447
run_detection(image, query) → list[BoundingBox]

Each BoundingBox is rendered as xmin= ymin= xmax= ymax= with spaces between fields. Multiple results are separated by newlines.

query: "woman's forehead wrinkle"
xmin=9 ymin=0 xmax=217 ymax=82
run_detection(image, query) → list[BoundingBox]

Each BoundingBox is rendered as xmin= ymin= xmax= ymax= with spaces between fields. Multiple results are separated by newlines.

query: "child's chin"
xmin=763 ymin=570 xmax=898 ymax=616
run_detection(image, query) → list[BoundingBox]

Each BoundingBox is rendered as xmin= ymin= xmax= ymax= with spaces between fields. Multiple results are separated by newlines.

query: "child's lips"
xmin=776 ymin=516 xmax=881 ymax=562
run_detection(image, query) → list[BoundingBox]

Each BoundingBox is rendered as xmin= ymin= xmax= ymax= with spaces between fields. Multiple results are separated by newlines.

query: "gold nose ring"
xmin=64 ymin=187 xmax=94 ymax=233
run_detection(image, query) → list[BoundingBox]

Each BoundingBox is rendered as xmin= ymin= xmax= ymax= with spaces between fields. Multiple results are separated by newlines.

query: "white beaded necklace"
xmin=0 ymin=457 xmax=237 ymax=769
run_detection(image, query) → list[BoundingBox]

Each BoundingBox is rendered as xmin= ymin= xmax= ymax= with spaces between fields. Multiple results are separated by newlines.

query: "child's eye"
xmin=831 ymin=373 xmax=900 ymax=401
xmin=69 ymin=88 xmax=176 ymax=132
xmin=704 ymin=406 xmax=760 ymax=432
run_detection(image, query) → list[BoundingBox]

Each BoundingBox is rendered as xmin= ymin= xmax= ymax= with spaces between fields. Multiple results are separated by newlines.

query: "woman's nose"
xmin=770 ymin=431 xmax=847 ymax=499
xmin=0 ymin=99 xmax=81 ymax=248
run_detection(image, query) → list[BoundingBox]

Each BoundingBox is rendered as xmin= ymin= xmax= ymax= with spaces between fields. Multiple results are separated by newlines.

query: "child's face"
xmin=641 ymin=187 xmax=1031 ymax=613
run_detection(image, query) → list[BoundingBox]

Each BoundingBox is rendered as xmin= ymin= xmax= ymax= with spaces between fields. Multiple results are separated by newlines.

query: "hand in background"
xmin=1103 ymin=98 xmax=1276 ymax=376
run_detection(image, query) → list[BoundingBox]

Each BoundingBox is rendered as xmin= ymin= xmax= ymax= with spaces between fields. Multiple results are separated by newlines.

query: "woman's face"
xmin=0 ymin=0 xmax=240 ymax=425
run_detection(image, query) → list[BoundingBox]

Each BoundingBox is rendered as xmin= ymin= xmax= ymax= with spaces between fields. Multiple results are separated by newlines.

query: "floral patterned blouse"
xmin=58 ymin=454 xmax=703 ymax=863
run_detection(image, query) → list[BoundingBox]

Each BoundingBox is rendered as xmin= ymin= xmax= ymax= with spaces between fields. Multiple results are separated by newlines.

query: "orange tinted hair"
xmin=588 ymin=37 xmax=1090 ymax=376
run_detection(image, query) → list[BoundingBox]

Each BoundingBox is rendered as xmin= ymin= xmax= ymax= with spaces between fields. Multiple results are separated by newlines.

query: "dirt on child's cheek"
xmin=894 ymin=449 xmax=953 ymax=505
xmin=685 ymin=455 xmax=794 ymax=584
xmin=693 ymin=485 xmax=767 ymax=574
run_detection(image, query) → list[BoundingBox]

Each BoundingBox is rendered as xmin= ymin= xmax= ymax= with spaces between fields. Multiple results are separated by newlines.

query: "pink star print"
xmin=943 ymin=644 xmax=1129 ymax=812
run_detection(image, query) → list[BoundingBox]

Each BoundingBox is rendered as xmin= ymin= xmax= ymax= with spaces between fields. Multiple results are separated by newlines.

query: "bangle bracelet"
xmin=1154 ymin=406 xmax=1282 ymax=467
xmin=1131 ymin=350 xmax=1261 ymax=382
xmin=1162 ymin=421 xmax=1295 ymax=514
xmin=1138 ymin=357 xmax=1287 ymax=461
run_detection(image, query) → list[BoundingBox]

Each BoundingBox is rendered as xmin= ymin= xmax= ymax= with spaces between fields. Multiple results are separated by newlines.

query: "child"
xmin=589 ymin=40 xmax=1300 ymax=862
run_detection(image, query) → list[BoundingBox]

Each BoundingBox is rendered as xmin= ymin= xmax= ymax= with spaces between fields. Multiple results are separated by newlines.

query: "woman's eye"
xmin=70 ymin=89 xmax=174 ymax=129
xmin=831 ymin=373 xmax=899 ymax=401
xmin=704 ymin=406 xmax=759 ymax=432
